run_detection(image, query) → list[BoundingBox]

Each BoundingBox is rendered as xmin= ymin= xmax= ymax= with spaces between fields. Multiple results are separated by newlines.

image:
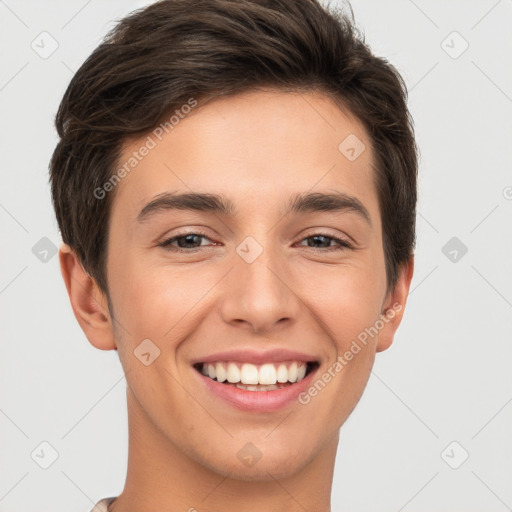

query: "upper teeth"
xmin=200 ymin=361 xmax=308 ymax=385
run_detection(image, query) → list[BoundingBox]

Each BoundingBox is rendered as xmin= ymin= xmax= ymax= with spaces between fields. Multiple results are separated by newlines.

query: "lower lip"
xmin=195 ymin=365 xmax=319 ymax=412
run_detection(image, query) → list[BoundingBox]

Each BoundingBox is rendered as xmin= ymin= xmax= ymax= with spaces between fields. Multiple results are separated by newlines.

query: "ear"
xmin=376 ymin=256 xmax=414 ymax=353
xmin=58 ymin=243 xmax=117 ymax=351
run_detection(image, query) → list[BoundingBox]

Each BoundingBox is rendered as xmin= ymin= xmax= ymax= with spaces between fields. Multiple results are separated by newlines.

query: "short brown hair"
xmin=50 ymin=0 xmax=418 ymax=297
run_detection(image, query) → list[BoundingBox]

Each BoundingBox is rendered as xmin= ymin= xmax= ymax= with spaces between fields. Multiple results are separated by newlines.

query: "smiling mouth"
xmin=193 ymin=360 xmax=320 ymax=391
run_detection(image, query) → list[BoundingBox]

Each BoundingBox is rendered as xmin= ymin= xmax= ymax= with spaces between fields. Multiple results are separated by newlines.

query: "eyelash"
xmin=158 ymin=230 xmax=353 ymax=252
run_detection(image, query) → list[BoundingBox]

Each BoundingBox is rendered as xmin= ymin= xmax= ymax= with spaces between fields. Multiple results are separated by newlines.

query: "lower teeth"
xmin=227 ymin=382 xmax=292 ymax=391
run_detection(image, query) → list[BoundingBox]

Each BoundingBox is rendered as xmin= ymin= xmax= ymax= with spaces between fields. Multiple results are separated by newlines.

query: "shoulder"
xmin=89 ymin=497 xmax=117 ymax=512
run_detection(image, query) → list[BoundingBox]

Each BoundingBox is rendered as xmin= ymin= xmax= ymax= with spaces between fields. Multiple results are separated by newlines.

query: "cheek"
xmin=303 ymin=261 xmax=386 ymax=335
xmin=298 ymin=262 xmax=384 ymax=398
xmin=301 ymin=271 xmax=382 ymax=416
xmin=109 ymin=251 xmax=386 ymax=338
xmin=107 ymin=252 xmax=219 ymax=343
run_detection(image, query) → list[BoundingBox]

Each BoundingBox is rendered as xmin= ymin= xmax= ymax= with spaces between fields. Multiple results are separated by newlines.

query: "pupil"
xmin=179 ymin=234 xmax=200 ymax=248
xmin=309 ymin=235 xmax=329 ymax=248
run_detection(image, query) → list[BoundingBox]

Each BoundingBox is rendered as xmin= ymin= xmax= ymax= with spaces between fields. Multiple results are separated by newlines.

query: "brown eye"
xmin=298 ymin=233 xmax=352 ymax=251
xmin=159 ymin=231 xmax=213 ymax=251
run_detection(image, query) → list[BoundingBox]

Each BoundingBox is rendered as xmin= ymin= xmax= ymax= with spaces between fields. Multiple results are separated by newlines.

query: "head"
xmin=50 ymin=0 xmax=417 ymax=481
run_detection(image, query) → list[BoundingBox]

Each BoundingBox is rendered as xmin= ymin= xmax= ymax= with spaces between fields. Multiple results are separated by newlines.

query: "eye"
xmin=159 ymin=231 xmax=214 ymax=251
xmin=297 ymin=233 xmax=353 ymax=251
xmin=158 ymin=231 xmax=353 ymax=252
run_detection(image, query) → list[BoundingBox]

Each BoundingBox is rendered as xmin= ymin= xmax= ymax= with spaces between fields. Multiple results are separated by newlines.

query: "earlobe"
xmin=376 ymin=256 xmax=414 ymax=353
xmin=59 ymin=243 xmax=117 ymax=351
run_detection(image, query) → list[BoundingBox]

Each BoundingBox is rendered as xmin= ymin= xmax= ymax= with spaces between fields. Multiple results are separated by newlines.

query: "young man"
xmin=50 ymin=0 xmax=417 ymax=510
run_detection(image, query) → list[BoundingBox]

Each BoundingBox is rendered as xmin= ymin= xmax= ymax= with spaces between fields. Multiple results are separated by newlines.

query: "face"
xmin=84 ymin=89 xmax=411 ymax=480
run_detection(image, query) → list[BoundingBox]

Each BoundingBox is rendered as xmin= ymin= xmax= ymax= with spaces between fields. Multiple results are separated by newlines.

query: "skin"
xmin=59 ymin=89 xmax=413 ymax=512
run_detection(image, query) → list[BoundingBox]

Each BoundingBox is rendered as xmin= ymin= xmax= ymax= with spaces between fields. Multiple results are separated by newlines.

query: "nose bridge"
xmin=220 ymin=231 xmax=299 ymax=332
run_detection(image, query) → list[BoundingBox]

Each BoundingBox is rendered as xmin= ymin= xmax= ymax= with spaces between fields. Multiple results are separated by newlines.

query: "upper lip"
xmin=192 ymin=348 xmax=320 ymax=366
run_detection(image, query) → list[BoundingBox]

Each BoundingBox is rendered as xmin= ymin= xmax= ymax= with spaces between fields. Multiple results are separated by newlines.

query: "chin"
xmin=200 ymin=442 xmax=315 ymax=482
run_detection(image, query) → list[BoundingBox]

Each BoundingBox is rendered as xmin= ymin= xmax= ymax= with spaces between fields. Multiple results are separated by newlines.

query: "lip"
xmin=191 ymin=348 xmax=319 ymax=366
xmin=193 ymin=362 xmax=320 ymax=412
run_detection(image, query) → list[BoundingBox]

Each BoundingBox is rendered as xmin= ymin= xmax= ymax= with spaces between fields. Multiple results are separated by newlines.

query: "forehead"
xmin=111 ymin=89 xmax=378 ymax=222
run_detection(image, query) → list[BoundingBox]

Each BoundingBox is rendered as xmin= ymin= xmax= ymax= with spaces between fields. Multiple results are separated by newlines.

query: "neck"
xmin=109 ymin=387 xmax=338 ymax=512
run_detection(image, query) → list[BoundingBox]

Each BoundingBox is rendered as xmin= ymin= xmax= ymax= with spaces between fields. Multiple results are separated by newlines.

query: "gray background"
xmin=1 ymin=0 xmax=511 ymax=511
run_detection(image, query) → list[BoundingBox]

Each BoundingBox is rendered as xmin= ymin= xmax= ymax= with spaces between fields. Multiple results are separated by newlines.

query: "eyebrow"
xmin=137 ymin=191 xmax=372 ymax=226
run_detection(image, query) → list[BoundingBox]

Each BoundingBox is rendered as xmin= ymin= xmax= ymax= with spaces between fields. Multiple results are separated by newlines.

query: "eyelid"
xmin=296 ymin=231 xmax=353 ymax=250
xmin=159 ymin=229 xmax=355 ymax=252
xmin=158 ymin=229 xmax=213 ymax=248
xmin=298 ymin=227 xmax=355 ymax=246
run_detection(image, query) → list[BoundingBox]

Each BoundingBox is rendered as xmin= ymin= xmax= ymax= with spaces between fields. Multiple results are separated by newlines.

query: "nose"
xmin=219 ymin=241 xmax=301 ymax=334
